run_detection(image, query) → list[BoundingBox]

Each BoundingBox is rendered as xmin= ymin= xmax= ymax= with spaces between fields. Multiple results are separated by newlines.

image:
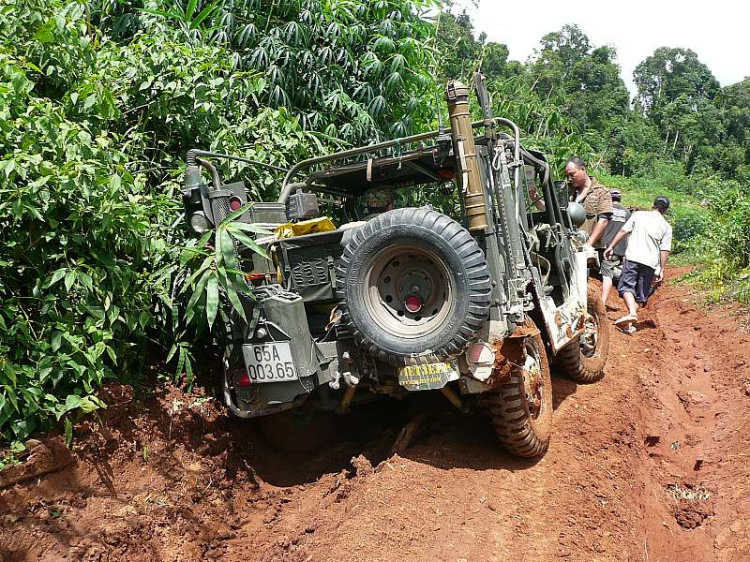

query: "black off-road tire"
xmin=557 ymin=281 xmax=610 ymax=383
xmin=335 ymin=208 xmax=491 ymax=366
xmin=487 ymin=318 xmax=553 ymax=458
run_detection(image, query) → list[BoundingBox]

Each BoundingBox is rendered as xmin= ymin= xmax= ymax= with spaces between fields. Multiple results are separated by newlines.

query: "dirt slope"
xmin=2 ymin=270 xmax=750 ymax=562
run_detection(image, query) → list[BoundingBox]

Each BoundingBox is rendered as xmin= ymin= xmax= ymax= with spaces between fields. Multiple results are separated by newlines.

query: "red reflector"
xmin=229 ymin=196 xmax=243 ymax=211
xmin=438 ymin=168 xmax=455 ymax=179
xmin=236 ymin=371 xmax=252 ymax=387
xmin=405 ymin=295 xmax=423 ymax=313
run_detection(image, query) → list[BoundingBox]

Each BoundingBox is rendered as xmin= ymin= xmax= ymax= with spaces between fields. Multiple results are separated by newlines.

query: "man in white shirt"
xmin=603 ymin=196 xmax=672 ymax=333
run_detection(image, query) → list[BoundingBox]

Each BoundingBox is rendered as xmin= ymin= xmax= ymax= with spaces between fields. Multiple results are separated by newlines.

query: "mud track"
xmin=2 ymin=269 xmax=750 ymax=561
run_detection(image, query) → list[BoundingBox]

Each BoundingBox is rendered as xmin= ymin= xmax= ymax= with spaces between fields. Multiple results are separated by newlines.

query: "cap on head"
xmin=654 ymin=195 xmax=670 ymax=213
xmin=365 ymin=188 xmax=393 ymax=209
xmin=610 ymin=189 xmax=621 ymax=202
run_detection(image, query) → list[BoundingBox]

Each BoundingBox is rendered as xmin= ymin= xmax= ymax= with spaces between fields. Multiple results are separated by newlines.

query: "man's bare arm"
xmin=656 ymin=250 xmax=670 ymax=282
xmin=588 ymin=217 xmax=610 ymax=247
xmin=603 ymin=229 xmax=628 ymax=259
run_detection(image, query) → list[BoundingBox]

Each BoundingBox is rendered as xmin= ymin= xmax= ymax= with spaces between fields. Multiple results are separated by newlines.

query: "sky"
xmin=453 ymin=0 xmax=750 ymax=96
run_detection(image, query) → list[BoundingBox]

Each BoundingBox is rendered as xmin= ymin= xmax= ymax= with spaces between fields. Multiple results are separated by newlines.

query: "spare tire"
xmin=335 ymin=208 xmax=491 ymax=365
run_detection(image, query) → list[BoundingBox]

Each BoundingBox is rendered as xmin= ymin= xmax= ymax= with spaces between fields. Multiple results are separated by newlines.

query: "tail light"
xmin=230 ymin=368 xmax=252 ymax=388
xmin=229 ymin=196 xmax=243 ymax=212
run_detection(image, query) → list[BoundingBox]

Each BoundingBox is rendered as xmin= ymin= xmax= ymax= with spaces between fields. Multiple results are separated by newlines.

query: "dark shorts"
xmin=599 ymin=251 xmax=622 ymax=279
xmin=617 ymin=260 xmax=655 ymax=305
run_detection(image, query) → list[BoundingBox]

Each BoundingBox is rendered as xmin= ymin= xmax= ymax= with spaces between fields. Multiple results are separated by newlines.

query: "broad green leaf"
xmin=216 ymin=268 xmax=246 ymax=322
xmin=205 ymin=274 xmax=219 ymax=329
xmin=64 ymin=271 xmax=76 ymax=292
xmin=47 ymin=269 xmax=67 ymax=287
xmin=226 ymin=221 xmax=272 ymax=235
xmin=176 ymin=345 xmax=186 ymax=378
xmin=185 ymin=268 xmax=210 ymax=314
xmin=185 ymin=0 xmax=198 ymax=21
xmin=64 ymin=418 xmax=73 ymax=447
xmin=184 ymin=354 xmax=194 ymax=386
xmin=220 ymin=203 xmax=252 ymax=224
xmin=62 ymin=394 xmax=82 ymax=416
xmin=227 ymin=227 xmax=269 ymax=258
xmin=192 ymin=0 xmax=222 ymax=28
xmin=51 ymin=331 xmax=63 ymax=352
xmin=181 ymin=256 xmax=214 ymax=292
xmin=217 ymin=227 xmax=237 ymax=270
xmin=79 ymin=396 xmax=102 ymax=414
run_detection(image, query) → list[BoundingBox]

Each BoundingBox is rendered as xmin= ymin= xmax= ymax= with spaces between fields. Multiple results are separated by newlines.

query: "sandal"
xmin=614 ymin=314 xmax=637 ymax=327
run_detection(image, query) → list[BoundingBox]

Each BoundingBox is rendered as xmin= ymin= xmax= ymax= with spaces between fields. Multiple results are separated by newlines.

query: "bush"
xmin=0 ymin=0 xmax=317 ymax=444
xmin=670 ymin=205 xmax=714 ymax=254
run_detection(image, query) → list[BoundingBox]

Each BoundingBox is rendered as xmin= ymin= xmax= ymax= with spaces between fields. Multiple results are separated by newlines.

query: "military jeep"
xmin=180 ymin=74 xmax=610 ymax=458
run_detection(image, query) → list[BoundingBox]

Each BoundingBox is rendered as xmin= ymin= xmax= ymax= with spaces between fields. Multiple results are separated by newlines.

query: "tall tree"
xmin=633 ymin=47 xmax=721 ymax=168
xmin=528 ymin=24 xmax=629 ymax=149
xmin=433 ymin=8 xmax=518 ymax=85
xmin=713 ymin=78 xmax=750 ymax=180
xmin=634 ymin=47 xmax=720 ymax=113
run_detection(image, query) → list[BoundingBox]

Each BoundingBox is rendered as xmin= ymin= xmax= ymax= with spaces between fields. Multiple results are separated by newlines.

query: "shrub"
xmin=670 ymin=205 xmax=714 ymax=254
xmin=0 ymin=0 xmax=316 ymax=443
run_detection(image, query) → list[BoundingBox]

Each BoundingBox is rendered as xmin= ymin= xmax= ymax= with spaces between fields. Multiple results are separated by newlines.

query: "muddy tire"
xmin=557 ymin=281 xmax=610 ymax=383
xmin=487 ymin=318 xmax=553 ymax=458
xmin=335 ymin=208 xmax=491 ymax=366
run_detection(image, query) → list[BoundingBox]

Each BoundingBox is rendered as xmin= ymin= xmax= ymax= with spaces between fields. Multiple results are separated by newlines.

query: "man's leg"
xmin=634 ymin=263 xmax=656 ymax=310
xmin=599 ymin=255 xmax=615 ymax=308
xmin=602 ymin=274 xmax=614 ymax=306
xmin=615 ymin=260 xmax=640 ymax=330
xmin=622 ymin=291 xmax=639 ymax=319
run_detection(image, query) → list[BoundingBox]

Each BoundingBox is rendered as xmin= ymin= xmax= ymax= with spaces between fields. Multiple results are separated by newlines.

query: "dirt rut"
xmin=1 ymin=270 xmax=750 ymax=562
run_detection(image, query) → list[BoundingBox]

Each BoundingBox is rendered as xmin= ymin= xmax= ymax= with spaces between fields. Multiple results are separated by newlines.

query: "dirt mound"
xmin=2 ymin=269 xmax=750 ymax=561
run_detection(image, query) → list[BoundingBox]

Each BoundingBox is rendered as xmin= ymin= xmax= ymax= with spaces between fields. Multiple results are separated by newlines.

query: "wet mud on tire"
xmin=487 ymin=318 xmax=553 ymax=458
xmin=557 ymin=280 xmax=611 ymax=383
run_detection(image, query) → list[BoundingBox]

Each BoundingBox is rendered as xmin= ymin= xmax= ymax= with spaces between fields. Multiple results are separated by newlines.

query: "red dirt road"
xmin=2 ymin=270 xmax=750 ymax=561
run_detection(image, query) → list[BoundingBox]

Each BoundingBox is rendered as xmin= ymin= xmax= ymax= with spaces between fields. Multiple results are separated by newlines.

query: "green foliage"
xmin=527 ymin=25 xmax=629 ymax=149
xmin=433 ymin=9 xmax=520 ymax=85
xmin=91 ymin=0 xmax=441 ymax=143
xmin=595 ymin=170 xmax=712 ymax=254
xmin=713 ymin=78 xmax=750 ymax=181
xmin=685 ymin=181 xmax=750 ymax=305
xmin=669 ymin=205 xmax=713 ymax=254
xmin=634 ymin=47 xmax=722 ymax=171
xmin=0 ymin=0 xmax=318 ymax=443
xmin=0 ymin=1 xmax=156 ymax=441
xmin=0 ymin=0 xmax=440 ymax=444
xmin=634 ymin=47 xmax=720 ymax=113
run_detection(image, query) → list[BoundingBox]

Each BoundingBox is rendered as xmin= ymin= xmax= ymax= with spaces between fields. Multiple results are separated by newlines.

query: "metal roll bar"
xmin=277 ymin=118 xmax=522 ymax=203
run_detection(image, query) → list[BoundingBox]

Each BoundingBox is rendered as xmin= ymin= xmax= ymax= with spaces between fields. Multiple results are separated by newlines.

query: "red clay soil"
xmin=2 ymin=269 xmax=750 ymax=562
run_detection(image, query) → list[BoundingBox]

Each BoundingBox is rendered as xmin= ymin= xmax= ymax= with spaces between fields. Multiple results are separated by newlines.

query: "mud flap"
xmin=486 ymin=322 xmax=540 ymax=387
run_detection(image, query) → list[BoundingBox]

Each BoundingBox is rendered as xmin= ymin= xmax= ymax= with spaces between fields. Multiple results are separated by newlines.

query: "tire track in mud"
xmin=1 ymin=271 xmax=750 ymax=562
xmin=241 ymin=272 xmax=750 ymax=562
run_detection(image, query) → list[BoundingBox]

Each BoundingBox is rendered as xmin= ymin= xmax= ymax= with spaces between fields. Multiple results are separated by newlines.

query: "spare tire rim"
xmin=580 ymin=312 xmax=600 ymax=357
xmin=363 ymin=244 xmax=455 ymax=340
xmin=522 ymin=338 xmax=544 ymax=420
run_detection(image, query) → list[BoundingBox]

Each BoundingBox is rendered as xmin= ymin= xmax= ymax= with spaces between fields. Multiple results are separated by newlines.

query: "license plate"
xmin=242 ymin=342 xmax=298 ymax=383
xmin=398 ymin=361 xmax=460 ymax=391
